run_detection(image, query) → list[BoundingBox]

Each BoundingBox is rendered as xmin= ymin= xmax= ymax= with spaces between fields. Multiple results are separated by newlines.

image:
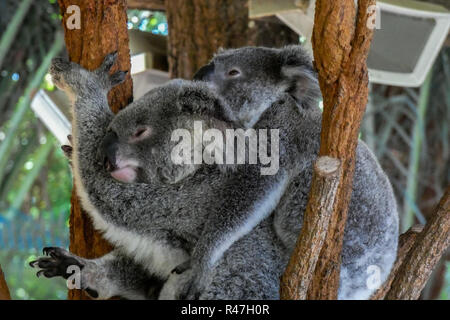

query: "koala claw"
xmin=61 ymin=145 xmax=73 ymax=159
xmin=109 ymin=70 xmax=128 ymax=87
xmin=60 ymin=135 xmax=73 ymax=167
xmin=99 ymin=51 xmax=118 ymax=73
xmin=97 ymin=52 xmax=128 ymax=87
xmin=30 ymin=247 xmax=84 ymax=279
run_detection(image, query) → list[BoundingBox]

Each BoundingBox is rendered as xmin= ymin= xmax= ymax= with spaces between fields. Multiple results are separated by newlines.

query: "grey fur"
xmin=32 ymin=53 xmax=292 ymax=299
xmin=195 ymin=45 xmax=399 ymax=299
xmin=32 ymin=45 xmax=399 ymax=300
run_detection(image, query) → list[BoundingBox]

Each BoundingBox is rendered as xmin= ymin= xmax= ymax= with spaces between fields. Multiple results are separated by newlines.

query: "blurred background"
xmin=0 ymin=0 xmax=448 ymax=299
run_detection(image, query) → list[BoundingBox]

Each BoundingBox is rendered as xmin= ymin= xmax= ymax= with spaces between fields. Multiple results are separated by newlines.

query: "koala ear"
xmin=280 ymin=45 xmax=321 ymax=109
xmin=193 ymin=62 xmax=215 ymax=81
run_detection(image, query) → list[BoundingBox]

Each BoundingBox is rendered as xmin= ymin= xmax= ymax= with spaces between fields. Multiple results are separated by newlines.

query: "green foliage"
xmin=127 ymin=9 xmax=168 ymax=35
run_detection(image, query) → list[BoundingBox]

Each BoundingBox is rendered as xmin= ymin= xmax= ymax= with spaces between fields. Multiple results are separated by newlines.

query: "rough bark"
xmin=165 ymin=0 xmax=298 ymax=79
xmin=57 ymin=0 xmax=133 ymax=300
xmin=386 ymin=187 xmax=450 ymax=300
xmin=0 ymin=265 xmax=11 ymax=300
xmin=280 ymin=157 xmax=341 ymax=300
xmin=370 ymin=225 xmax=424 ymax=300
xmin=305 ymin=0 xmax=376 ymax=299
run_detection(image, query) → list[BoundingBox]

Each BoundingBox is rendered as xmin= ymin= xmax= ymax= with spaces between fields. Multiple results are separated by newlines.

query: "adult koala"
xmin=30 ymin=53 xmax=292 ymax=300
xmin=194 ymin=45 xmax=399 ymax=299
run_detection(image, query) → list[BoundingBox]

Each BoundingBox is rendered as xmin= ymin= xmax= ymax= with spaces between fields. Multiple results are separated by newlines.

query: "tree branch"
xmin=280 ymin=157 xmax=341 ymax=299
xmin=0 ymin=265 xmax=11 ymax=300
xmin=370 ymin=225 xmax=424 ymax=300
xmin=306 ymin=0 xmax=376 ymax=299
xmin=386 ymin=187 xmax=450 ymax=300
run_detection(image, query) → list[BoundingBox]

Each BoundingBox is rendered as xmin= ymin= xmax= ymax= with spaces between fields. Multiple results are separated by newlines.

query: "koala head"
xmin=194 ymin=45 xmax=321 ymax=127
xmin=100 ymin=80 xmax=229 ymax=184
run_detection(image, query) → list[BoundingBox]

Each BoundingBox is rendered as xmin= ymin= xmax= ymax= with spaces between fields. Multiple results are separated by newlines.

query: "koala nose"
xmin=101 ymin=131 xmax=118 ymax=172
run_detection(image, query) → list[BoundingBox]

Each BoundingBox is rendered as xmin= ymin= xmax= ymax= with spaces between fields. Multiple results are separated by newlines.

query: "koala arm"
xmin=175 ymin=163 xmax=289 ymax=299
xmin=30 ymin=247 xmax=164 ymax=299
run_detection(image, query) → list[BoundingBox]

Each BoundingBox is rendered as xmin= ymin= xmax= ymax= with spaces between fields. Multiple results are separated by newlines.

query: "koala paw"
xmin=49 ymin=58 xmax=76 ymax=89
xmin=96 ymin=51 xmax=128 ymax=88
xmin=172 ymin=260 xmax=206 ymax=300
xmin=49 ymin=52 xmax=127 ymax=93
xmin=177 ymin=275 xmax=203 ymax=300
xmin=29 ymin=247 xmax=84 ymax=279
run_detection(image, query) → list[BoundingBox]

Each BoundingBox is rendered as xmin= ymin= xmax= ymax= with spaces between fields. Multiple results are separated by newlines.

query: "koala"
xmin=194 ymin=46 xmax=320 ymax=128
xmin=30 ymin=52 xmax=296 ymax=299
xmin=31 ymin=46 xmax=398 ymax=300
xmin=194 ymin=45 xmax=399 ymax=300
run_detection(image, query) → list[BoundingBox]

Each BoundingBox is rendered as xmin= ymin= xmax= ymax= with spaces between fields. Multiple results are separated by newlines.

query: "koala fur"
xmin=32 ymin=45 xmax=399 ymax=300
xmin=31 ymin=53 xmax=292 ymax=299
xmin=194 ymin=45 xmax=399 ymax=300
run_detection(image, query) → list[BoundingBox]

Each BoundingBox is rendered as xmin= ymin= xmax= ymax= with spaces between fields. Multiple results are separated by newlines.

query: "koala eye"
xmin=130 ymin=126 xmax=152 ymax=142
xmin=227 ymin=69 xmax=241 ymax=77
xmin=134 ymin=128 xmax=147 ymax=137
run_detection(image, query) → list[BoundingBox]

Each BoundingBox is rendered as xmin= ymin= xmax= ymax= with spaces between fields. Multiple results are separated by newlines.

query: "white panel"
xmin=31 ymin=90 xmax=71 ymax=144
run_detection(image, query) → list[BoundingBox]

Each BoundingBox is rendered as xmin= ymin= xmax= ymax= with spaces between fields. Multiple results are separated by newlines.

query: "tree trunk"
xmin=165 ymin=0 xmax=298 ymax=79
xmin=57 ymin=0 xmax=133 ymax=300
xmin=280 ymin=0 xmax=376 ymax=300
xmin=305 ymin=0 xmax=376 ymax=300
xmin=0 ymin=265 xmax=11 ymax=300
